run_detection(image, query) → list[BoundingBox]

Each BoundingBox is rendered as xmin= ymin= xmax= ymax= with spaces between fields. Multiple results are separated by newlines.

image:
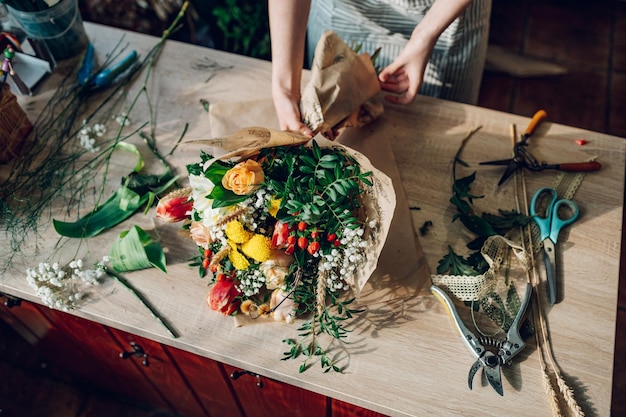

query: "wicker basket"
xmin=0 ymin=83 xmax=32 ymax=163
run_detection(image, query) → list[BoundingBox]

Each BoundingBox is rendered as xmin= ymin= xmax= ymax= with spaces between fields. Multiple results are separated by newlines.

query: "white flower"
xmin=188 ymin=174 xmax=217 ymax=216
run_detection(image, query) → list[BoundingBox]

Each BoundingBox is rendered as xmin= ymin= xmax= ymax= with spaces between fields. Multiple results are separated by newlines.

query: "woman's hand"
xmin=272 ymin=88 xmax=314 ymax=136
xmin=378 ymin=0 xmax=472 ymax=104
xmin=378 ymin=35 xmax=433 ymax=104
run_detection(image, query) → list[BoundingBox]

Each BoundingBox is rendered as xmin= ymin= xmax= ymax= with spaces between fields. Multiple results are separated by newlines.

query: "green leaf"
xmin=436 ymin=246 xmax=479 ymax=276
xmin=457 ymin=213 xmax=497 ymax=237
xmin=482 ymin=210 xmax=531 ymax=231
xmin=53 ymin=186 xmax=145 ymax=238
xmin=300 ymin=155 xmax=317 ymax=168
xmin=204 ymin=161 xmax=231 ymax=184
xmin=208 ymin=184 xmax=248 ymax=207
xmin=109 ymin=225 xmax=167 ymax=273
xmin=327 ymin=186 xmax=338 ymax=201
xmin=312 ymin=140 xmax=321 ymax=159
xmin=300 ymin=165 xmax=314 ymax=174
xmin=115 ymin=142 xmax=144 ymax=173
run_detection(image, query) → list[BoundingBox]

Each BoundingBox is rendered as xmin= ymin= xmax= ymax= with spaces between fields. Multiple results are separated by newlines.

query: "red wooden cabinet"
xmin=332 ymin=398 xmax=389 ymax=417
xmin=0 ymin=295 xmax=389 ymax=417
xmin=222 ymin=362 xmax=328 ymax=417
xmin=164 ymin=345 xmax=245 ymax=417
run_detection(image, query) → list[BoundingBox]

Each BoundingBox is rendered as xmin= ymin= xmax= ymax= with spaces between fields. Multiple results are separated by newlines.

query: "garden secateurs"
xmin=430 ymin=283 xmax=532 ymax=396
xmin=67 ymin=43 xmax=140 ymax=97
xmin=480 ymin=110 xmax=601 ymax=186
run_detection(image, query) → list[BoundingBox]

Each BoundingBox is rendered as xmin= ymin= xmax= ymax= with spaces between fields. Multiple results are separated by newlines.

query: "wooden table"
xmin=1 ymin=23 xmax=622 ymax=417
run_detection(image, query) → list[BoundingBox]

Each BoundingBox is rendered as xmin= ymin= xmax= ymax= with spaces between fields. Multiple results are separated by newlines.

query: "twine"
xmin=0 ymin=83 xmax=31 ymax=162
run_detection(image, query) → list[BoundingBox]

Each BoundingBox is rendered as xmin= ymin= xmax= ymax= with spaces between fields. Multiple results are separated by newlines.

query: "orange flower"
xmin=221 ymin=159 xmax=264 ymax=195
xmin=156 ymin=189 xmax=193 ymax=223
xmin=207 ymin=274 xmax=241 ymax=315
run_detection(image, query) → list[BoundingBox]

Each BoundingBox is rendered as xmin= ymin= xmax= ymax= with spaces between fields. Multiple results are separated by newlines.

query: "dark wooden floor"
xmin=1 ymin=0 xmax=625 ymax=416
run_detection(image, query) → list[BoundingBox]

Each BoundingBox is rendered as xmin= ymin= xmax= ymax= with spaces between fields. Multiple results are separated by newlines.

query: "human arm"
xmin=268 ymin=0 xmax=314 ymax=135
xmin=378 ymin=0 xmax=473 ymax=104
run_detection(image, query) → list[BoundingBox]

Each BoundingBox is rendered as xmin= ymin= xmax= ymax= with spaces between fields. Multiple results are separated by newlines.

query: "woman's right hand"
xmin=272 ymin=88 xmax=314 ymax=136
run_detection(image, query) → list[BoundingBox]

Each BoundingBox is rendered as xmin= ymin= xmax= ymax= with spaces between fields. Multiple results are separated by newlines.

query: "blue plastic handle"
xmin=530 ymin=187 xmax=579 ymax=243
xmin=77 ymin=43 xmax=95 ymax=86
xmin=93 ymin=50 xmax=138 ymax=89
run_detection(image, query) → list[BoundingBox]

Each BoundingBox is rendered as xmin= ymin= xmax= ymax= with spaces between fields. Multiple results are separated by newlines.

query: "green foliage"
xmin=210 ymin=0 xmax=271 ymax=60
xmin=437 ymin=245 xmax=482 ymax=276
xmin=282 ymin=296 xmax=364 ymax=373
xmin=447 ymin=156 xmax=531 ymax=264
xmin=440 ymin=130 xmax=535 ymax=338
xmin=263 ymin=140 xmax=372 ymax=234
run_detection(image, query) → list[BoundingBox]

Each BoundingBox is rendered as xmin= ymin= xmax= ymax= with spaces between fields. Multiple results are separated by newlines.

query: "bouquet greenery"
xmin=157 ymin=128 xmax=394 ymax=371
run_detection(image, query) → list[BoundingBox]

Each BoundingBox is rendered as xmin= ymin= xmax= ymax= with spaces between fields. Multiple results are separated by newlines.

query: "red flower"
xmin=271 ymin=220 xmax=294 ymax=249
xmin=207 ymin=275 xmax=241 ymax=315
xmin=156 ymin=190 xmax=193 ymax=223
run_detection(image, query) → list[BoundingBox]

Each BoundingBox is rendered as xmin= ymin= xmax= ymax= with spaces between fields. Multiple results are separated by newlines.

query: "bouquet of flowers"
xmin=157 ymin=127 xmax=395 ymax=371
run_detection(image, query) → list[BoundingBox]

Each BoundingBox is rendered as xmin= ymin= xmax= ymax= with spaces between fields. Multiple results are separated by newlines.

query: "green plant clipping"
xmin=109 ymin=225 xmax=166 ymax=273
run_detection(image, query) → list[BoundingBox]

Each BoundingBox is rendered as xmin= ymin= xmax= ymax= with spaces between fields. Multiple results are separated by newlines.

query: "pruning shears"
xmin=430 ymin=284 xmax=532 ymax=396
xmin=480 ymin=110 xmax=602 ymax=186
xmin=73 ymin=43 xmax=139 ymax=95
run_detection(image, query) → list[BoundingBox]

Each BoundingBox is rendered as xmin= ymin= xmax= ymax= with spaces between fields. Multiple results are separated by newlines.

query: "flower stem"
xmin=105 ymin=267 xmax=178 ymax=338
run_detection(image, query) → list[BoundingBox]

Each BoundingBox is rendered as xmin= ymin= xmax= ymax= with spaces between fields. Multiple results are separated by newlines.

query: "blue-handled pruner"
xmin=530 ymin=187 xmax=579 ymax=304
xmin=431 ymin=284 xmax=532 ymax=396
xmin=74 ymin=43 xmax=139 ymax=95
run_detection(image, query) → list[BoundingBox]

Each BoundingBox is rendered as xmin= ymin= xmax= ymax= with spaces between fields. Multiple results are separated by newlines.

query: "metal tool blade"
xmin=468 ymin=359 xmax=482 ymax=390
xmin=497 ymin=160 xmax=520 ymax=186
xmin=543 ymin=239 xmax=558 ymax=304
xmin=484 ymin=364 xmax=504 ymax=396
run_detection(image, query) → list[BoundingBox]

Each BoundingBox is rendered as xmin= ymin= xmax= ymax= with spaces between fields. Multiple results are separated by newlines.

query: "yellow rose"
xmin=222 ymin=159 xmax=265 ymax=195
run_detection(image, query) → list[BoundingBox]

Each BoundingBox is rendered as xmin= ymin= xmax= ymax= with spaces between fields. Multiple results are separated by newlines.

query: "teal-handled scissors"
xmin=530 ymin=187 xmax=579 ymax=304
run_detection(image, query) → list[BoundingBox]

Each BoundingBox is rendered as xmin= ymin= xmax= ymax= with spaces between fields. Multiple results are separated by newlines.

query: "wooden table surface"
xmin=1 ymin=23 xmax=623 ymax=417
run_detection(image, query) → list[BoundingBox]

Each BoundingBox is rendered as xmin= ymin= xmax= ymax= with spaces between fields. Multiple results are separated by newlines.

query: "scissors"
xmin=431 ymin=283 xmax=532 ymax=396
xmin=530 ymin=187 xmax=579 ymax=304
xmin=480 ymin=110 xmax=601 ymax=186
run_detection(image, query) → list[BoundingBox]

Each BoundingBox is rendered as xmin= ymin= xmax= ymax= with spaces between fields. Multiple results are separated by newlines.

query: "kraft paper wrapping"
xmin=301 ymin=30 xmax=384 ymax=134
xmin=204 ymin=99 xmax=430 ymax=308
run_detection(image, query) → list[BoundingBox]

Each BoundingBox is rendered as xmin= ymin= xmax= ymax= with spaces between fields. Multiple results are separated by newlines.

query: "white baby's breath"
xmin=26 ymin=257 xmax=107 ymax=311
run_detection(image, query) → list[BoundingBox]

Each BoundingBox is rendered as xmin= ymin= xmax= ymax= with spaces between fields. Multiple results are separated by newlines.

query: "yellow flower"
xmin=258 ymin=303 xmax=271 ymax=316
xmin=229 ymin=248 xmax=250 ymax=270
xmin=268 ymin=198 xmax=281 ymax=218
xmin=222 ymin=159 xmax=264 ymax=195
xmin=225 ymin=221 xmax=251 ymax=244
xmin=240 ymin=299 xmax=256 ymax=315
xmin=241 ymin=234 xmax=271 ymax=263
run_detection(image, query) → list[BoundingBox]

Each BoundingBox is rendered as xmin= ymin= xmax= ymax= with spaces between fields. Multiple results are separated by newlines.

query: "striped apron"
xmin=306 ymin=0 xmax=492 ymax=104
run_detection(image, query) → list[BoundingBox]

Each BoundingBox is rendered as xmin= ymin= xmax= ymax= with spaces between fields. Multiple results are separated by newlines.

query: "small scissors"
xmin=431 ymin=283 xmax=532 ymax=396
xmin=530 ymin=187 xmax=579 ymax=304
